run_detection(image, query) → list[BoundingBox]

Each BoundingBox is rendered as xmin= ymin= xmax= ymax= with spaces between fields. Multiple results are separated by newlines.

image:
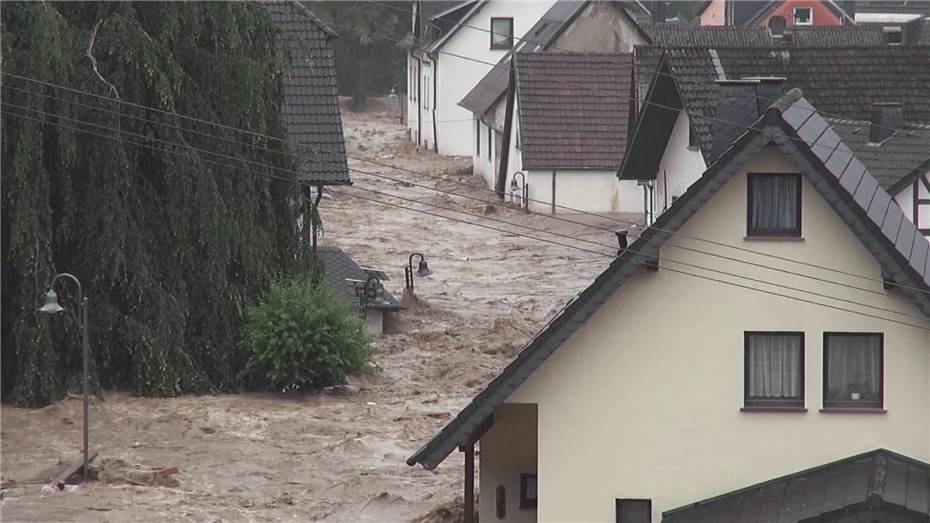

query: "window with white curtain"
xmin=747 ymin=173 xmax=801 ymax=237
xmin=744 ymin=332 xmax=804 ymax=408
xmin=824 ymin=333 xmax=883 ymax=409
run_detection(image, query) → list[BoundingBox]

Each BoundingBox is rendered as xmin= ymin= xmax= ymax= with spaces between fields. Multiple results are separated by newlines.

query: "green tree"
xmin=308 ymin=1 xmax=410 ymax=110
xmin=1 ymin=1 xmax=307 ymax=405
xmin=245 ymin=277 xmax=371 ymax=390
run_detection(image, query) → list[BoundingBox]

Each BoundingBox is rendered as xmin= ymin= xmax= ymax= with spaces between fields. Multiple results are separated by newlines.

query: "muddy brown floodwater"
xmin=0 ymin=100 xmax=642 ymax=522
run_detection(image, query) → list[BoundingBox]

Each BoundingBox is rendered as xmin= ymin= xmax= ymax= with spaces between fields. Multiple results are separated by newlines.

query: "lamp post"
xmin=39 ymin=273 xmax=90 ymax=481
xmin=404 ymin=252 xmax=433 ymax=292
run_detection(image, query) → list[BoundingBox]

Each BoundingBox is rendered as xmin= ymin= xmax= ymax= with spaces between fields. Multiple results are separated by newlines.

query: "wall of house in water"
xmin=481 ymin=146 xmax=930 ymax=522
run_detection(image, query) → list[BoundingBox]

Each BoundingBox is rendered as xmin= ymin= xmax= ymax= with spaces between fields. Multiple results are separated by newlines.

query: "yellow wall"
xmin=479 ymin=404 xmax=538 ymax=523
xmin=481 ymin=147 xmax=930 ymax=522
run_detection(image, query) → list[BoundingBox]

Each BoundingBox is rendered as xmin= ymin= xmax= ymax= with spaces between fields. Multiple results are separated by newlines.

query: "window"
xmin=793 ymin=7 xmax=812 ymax=26
xmin=744 ymin=332 xmax=804 ymax=409
xmin=687 ymin=125 xmax=698 ymax=150
xmin=824 ymin=333 xmax=883 ymax=409
xmin=616 ymin=499 xmax=651 ymax=523
xmin=519 ymin=473 xmax=537 ymax=509
xmin=476 ymin=120 xmax=481 ymax=156
xmin=883 ymin=26 xmax=903 ymax=45
xmin=490 ymin=17 xmax=514 ymax=49
xmin=487 ymin=126 xmax=492 ymax=160
xmin=747 ymin=173 xmax=801 ymax=237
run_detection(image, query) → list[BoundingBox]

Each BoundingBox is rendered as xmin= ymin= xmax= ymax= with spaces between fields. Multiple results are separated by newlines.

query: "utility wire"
xmin=3 ymin=103 xmax=928 ymax=328
xmin=5 ymin=75 xmax=929 ymax=297
xmin=4 ymin=83 xmax=930 ymax=300
xmin=371 ymin=0 xmax=922 ymax=136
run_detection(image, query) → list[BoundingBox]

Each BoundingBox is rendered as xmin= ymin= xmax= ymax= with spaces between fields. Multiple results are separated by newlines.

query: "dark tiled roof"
xmin=458 ymin=1 xmax=598 ymax=116
xmin=514 ymin=52 xmax=634 ymax=170
xmin=653 ymin=46 xmax=930 ymax=162
xmin=642 ymin=23 xmax=886 ymax=47
xmin=422 ymin=0 xmax=483 ymax=51
xmin=663 ymin=449 xmax=930 ymax=522
xmin=829 ymin=119 xmax=930 ymax=191
xmin=316 ymin=247 xmax=401 ymax=311
xmin=407 ymin=90 xmax=930 ymax=471
xmin=265 ymin=1 xmax=350 ymax=185
xmin=853 ymin=0 xmax=930 ymax=15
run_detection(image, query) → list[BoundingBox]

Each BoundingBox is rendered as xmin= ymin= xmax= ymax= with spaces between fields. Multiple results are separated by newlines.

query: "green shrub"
xmin=244 ymin=277 xmax=370 ymax=390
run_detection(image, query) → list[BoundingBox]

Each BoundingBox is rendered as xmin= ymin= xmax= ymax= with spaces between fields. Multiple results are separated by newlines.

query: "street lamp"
xmin=39 ymin=273 xmax=91 ymax=481
xmin=404 ymin=252 xmax=433 ymax=291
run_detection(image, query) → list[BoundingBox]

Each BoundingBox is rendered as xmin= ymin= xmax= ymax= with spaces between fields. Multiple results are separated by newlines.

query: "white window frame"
xmin=793 ymin=7 xmax=813 ymax=26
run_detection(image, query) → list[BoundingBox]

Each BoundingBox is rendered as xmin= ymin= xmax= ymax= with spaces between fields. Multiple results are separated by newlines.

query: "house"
xmin=850 ymin=1 xmax=930 ymax=46
xmin=404 ymin=0 xmax=557 ymax=156
xmin=459 ymin=0 xmax=652 ymax=213
xmin=316 ymin=247 xmax=402 ymax=336
xmin=620 ymin=46 xmax=930 ymax=229
xmin=407 ymin=88 xmax=930 ymax=522
xmin=502 ymin=52 xmax=641 ymax=214
xmin=697 ymin=0 xmax=855 ymax=28
xmin=264 ymin=1 xmax=351 ymax=248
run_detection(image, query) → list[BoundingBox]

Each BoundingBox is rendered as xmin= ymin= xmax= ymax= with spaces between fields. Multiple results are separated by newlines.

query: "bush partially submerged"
xmin=245 ymin=277 xmax=370 ymax=390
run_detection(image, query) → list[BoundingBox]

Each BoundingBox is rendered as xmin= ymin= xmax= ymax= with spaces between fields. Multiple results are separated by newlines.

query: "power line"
xmin=4 ymin=82 xmax=929 ymax=299
xmin=374 ymin=0 xmax=921 ymax=137
xmin=3 ymin=104 xmax=928 ymax=329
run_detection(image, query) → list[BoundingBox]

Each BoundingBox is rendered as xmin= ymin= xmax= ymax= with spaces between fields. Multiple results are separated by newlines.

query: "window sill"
xmin=744 ymin=236 xmax=804 ymax=242
xmin=741 ymin=406 xmax=807 ymax=413
xmin=820 ymin=407 xmax=886 ymax=414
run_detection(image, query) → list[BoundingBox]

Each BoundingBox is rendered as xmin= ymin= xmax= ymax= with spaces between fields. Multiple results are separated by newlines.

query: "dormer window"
xmin=883 ymin=26 xmax=903 ymax=45
xmin=747 ymin=173 xmax=802 ymax=238
xmin=793 ymin=7 xmax=812 ymax=26
xmin=490 ymin=17 xmax=514 ymax=49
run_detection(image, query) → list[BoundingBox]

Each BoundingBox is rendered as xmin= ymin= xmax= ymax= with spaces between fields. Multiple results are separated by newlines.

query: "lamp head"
xmin=416 ymin=258 xmax=433 ymax=277
xmin=39 ymin=290 xmax=66 ymax=314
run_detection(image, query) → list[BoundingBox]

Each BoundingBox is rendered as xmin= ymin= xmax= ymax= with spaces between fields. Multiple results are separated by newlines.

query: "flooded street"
xmin=1 ymin=103 xmax=638 ymax=522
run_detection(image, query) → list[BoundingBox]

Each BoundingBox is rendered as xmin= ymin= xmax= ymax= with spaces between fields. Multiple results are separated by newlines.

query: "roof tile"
xmin=514 ymin=52 xmax=633 ymax=170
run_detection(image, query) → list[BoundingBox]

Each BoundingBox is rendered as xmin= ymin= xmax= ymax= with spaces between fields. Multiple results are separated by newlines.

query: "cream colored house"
xmin=407 ymin=90 xmax=930 ymax=522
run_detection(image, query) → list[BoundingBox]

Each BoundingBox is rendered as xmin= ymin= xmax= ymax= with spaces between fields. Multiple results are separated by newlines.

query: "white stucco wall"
xmin=654 ymin=111 xmax=707 ymax=220
xmin=523 ymin=169 xmax=643 ymax=214
xmin=480 ymin=146 xmax=930 ymax=522
xmin=430 ymin=1 xmax=554 ymax=156
xmin=473 ymin=118 xmax=495 ymax=186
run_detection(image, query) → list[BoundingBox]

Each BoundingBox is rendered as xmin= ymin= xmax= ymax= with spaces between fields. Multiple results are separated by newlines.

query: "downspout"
xmin=551 ymin=170 xmax=557 ymax=214
xmin=415 ymin=55 xmax=422 ymax=145
xmin=663 ymin=168 xmax=668 ymax=212
xmin=495 ymin=60 xmax=516 ymax=198
xmin=311 ymin=184 xmax=323 ymax=252
xmin=432 ymin=55 xmax=439 ymax=153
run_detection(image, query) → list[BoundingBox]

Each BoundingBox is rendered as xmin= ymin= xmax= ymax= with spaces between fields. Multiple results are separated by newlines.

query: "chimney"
xmin=869 ymin=103 xmax=904 ymax=143
xmin=712 ymin=77 xmax=785 ymax=159
xmin=768 ymin=16 xmax=786 ymax=38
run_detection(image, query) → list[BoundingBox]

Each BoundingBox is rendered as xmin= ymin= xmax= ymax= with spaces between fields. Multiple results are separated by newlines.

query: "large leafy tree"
xmin=309 ymin=1 xmax=410 ymax=109
xmin=1 ymin=1 xmax=306 ymax=406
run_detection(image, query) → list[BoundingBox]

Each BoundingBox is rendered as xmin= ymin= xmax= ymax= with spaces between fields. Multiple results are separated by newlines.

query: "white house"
xmin=459 ymin=0 xmax=652 ymax=213
xmin=619 ymin=45 xmax=930 ymax=235
xmin=405 ymin=0 xmax=556 ymax=156
xmin=408 ymin=89 xmax=930 ymax=522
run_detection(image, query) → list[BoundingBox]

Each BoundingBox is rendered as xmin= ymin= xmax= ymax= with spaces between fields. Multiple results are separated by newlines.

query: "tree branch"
xmin=86 ymin=20 xmax=120 ymax=99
